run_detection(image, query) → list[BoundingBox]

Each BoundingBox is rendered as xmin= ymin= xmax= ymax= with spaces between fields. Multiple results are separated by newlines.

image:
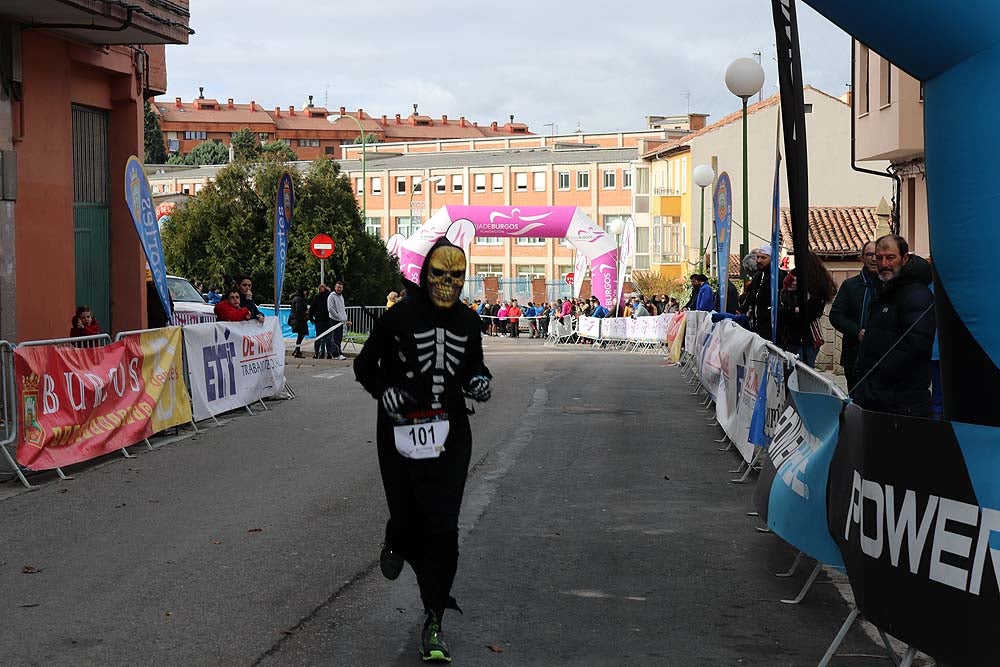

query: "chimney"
xmin=473 ymin=121 xmax=478 ymax=127
xmin=339 ymin=106 xmax=346 ymax=115
xmin=442 ymin=114 xmax=448 ymax=123
xmin=381 ymin=114 xmax=387 ymax=124
xmin=198 ymin=86 xmax=204 ymax=99
xmin=227 ymin=98 xmax=234 ymax=109
xmin=413 ymin=103 xmax=419 ymax=115
xmin=275 ymin=106 xmax=281 ymax=118
xmin=491 ymin=121 xmax=498 ymax=131
xmin=250 ymin=100 xmax=256 ymax=112
xmin=307 ymin=95 xmax=314 ymax=108
xmin=459 ymin=116 xmax=466 ymax=127
xmin=357 ymin=108 xmax=363 ymax=119
xmin=395 ymin=114 xmax=401 ymax=124
xmin=174 ymin=97 xmax=182 ymax=108
xmin=289 ymin=106 xmax=296 ymax=116
xmin=509 ymin=114 xmax=514 ymax=124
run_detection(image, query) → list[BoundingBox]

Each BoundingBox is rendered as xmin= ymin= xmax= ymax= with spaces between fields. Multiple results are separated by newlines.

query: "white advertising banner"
xmin=182 ymin=317 xmax=286 ymax=421
xmin=577 ymin=316 xmax=601 ymax=339
xmin=602 ymin=318 xmax=628 ymax=341
xmin=713 ymin=322 xmax=765 ymax=463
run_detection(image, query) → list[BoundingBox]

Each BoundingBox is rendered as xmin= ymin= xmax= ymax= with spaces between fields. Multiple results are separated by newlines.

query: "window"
xmin=557 ymin=172 xmax=570 ymax=190
xmin=515 ymin=237 xmax=545 ymax=245
xmin=635 ymin=167 xmax=649 ymax=195
xmin=355 ymin=177 xmax=363 ymax=194
xmin=662 ymin=220 xmax=685 ymax=263
xmin=516 ymin=264 xmax=546 ymax=279
xmin=183 ymin=131 xmax=207 ymax=140
xmin=412 ymin=176 xmax=423 ymax=193
xmin=371 ymin=177 xmax=382 ymax=195
xmin=879 ymin=56 xmax=891 ymax=107
xmin=325 ymin=146 xmax=335 ymax=155
xmin=278 ymin=138 xmax=292 ymax=146
xmin=680 ymin=157 xmax=688 ymax=194
xmin=396 ymin=177 xmax=407 ymax=194
xmin=365 ymin=217 xmax=382 ymax=237
xmin=475 ymin=264 xmax=503 ymax=277
xmin=491 ymin=173 xmax=503 ymax=192
xmin=576 ymin=171 xmax=590 ymax=190
xmin=859 ymin=45 xmax=870 ymax=114
xmin=623 ymin=169 xmax=632 ymax=190
xmin=533 ymin=172 xmax=545 ymax=191
xmin=634 ymin=226 xmax=650 ymax=270
xmin=474 ymin=174 xmax=486 ymax=192
xmin=476 ymin=237 xmax=502 ymax=246
xmin=194 ymin=183 xmax=204 ymax=193
xmin=602 ymin=169 xmax=616 ymax=190
xmin=396 ymin=216 xmax=419 ymax=238
xmin=515 ymin=172 xmax=528 ymax=192
xmin=260 ymin=133 xmax=272 ymax=142
xmin=297 ymin=138 xmax=319 ymax=147
xmin=451 ymin=175 xmax=462 ymax=193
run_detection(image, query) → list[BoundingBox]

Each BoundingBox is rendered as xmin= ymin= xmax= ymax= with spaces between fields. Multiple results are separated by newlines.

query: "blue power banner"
xmin=274 ymin=172 xmax=294 ymax=308
xmin=124 ymin=156 xmax=172 ymax=324
xmin=713 ymin=172 xmax=732 ymax=312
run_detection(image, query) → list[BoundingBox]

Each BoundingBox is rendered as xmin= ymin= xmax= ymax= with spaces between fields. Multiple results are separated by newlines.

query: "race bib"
xmin=393 ymin=415 xmax=449 ymax=459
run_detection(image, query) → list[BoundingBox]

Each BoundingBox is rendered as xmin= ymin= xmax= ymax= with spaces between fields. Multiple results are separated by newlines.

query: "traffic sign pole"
xmin=320 ymin=258 xmax=325 ymax=286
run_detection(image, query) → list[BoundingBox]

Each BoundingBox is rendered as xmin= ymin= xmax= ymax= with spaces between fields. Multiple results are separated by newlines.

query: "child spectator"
xmin=214 ymin=289 xmax=251 ymax=322
xmin=70 ymin=306 xmax=102 ymax=337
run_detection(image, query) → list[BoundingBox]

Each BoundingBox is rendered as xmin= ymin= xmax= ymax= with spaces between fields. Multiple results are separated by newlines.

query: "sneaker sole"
xmin=419 ymin=649 xmax=451 ymax=663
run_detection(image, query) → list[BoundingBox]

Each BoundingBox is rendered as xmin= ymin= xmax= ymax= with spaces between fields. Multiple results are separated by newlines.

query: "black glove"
xmin=381 ymin=386 xmax=417 ymax=424
xmin=464 ymin=375 xmax=491 ymax=402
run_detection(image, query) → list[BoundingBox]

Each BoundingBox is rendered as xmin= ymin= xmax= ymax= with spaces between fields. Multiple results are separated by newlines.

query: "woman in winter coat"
xmin=289 ymin=286 xmax=310 ymax=358
xmin=778 ymin=254 xmax=837 ymax=367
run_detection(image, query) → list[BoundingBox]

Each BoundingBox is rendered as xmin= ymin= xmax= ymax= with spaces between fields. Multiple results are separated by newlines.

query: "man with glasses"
xmin=235 ymin=274 xmax=265 ymax=324
xmin=830 ymin=241 xmax=879 ymax=389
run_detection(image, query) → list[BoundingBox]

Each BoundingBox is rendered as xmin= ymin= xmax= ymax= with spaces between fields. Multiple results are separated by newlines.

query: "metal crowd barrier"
xmin=345 ymin=306 xmax=387 ymax=337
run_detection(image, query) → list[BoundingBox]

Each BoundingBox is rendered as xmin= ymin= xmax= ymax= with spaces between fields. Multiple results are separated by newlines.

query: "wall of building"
xmin=854 ymin=47 xmax=925 ymax=162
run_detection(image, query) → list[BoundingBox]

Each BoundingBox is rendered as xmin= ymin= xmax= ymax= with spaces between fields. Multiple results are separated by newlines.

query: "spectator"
xmin=289 ymin=286 xmax=310 ymax=358
xmin=386 ymin=291 xmax=399 ymax=308
xmin=778 ymin=254 xmax=837 ymax=367
xmin=743 ymin=246 xmax=786 ymax=341
xmin=508 ymin=299 xmax=522 ymax=338
xmin=591 ymin=297 xmax=609 ymax=318
xmin=326 ymin=279 xmax=351 ymax=360
xmin=852 ymin=234 xmax=936 ymax=417
xmin=561 ymin=297 xmax=572 ymax=320
xmin=310 ymin=284 xmax=333 ymax=359
xmin=206 ymin=287 xmax=221 ymax=305
xmin=214 ymin=290 xmax=251 ymax=322
xmin=539 ymin=302 xmax=552 ymax=337
xmin=631 ymin=297 xmax=649 ymax=318
xmin=236 ymin=274 xmax=265 ymax=323
xmin=525 ymin=301 xmax=538 ymax=338
xmin=714 ymin=280 xmax=741 ymax=315
xmin=829 ymin=241 xmax=879 ymax=389
xmin=70 ymin=306 xmax=102 ymax=337
xmin=666 ymin=298 xmax=680 ymax=313
xmin=691 ymin=274 xmax=714 ymax=312
xmin=497 ymin=301 xmax=509 ymax=336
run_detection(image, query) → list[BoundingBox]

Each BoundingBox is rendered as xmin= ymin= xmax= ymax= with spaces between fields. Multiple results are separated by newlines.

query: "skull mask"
xmin=425 ymin=246 xmax=466 ymax=309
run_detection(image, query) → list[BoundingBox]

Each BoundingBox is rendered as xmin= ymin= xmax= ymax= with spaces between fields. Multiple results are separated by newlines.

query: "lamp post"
xmin=409 ymin=175 xmax=445 ymax=234
xmin=725 ymin=57 xmax=765 ymax=281
xmin=692 ymin=164 xmax=715 ymax=274
xmin=608 ymin=217 xmax=625 ymax=314
xmin=342 ymin=113 xmax=368 ymax=224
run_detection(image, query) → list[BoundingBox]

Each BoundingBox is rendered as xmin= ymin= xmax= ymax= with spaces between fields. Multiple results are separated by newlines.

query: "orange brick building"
xmin=0 ymin=1 xmax=190 ymax=341
xmin=152 ymin=96 xmax=533 ymax=161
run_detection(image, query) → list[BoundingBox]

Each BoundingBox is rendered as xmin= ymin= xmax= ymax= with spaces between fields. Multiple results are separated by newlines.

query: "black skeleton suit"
xmin=354 ymin=238 xmax=491 ymax=623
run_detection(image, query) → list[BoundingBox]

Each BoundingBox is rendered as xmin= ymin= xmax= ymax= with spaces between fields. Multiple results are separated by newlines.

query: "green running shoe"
xmin=419 ymin=612 xmax=452 ymax=663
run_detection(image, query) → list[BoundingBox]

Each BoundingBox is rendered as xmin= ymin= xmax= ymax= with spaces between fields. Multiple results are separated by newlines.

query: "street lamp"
xmin=725 ymin=57 xmax=765 ymax=280
xmin=692 ymin=164 xmax=715 ymax=273
xmin=408 ymin=175 xmax=445 ymax=235
xmin=607 ymin=217 xmax=625 ymax=314
xmin=342 ymin=113 xmax=368 ymax=224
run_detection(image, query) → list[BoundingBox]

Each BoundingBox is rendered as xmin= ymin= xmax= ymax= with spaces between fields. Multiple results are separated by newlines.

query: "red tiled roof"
xmin=268 ymin=107 xmax=336 ymax=131
xmin=154 ymin=100 xmax=274 ymax=125
xmin=780 ymin=206 xmax=877 ymax=257
xmin=729 ymin=254 xmax=743 ymax=278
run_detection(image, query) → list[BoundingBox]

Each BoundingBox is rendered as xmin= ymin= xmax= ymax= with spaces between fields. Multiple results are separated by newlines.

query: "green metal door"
xmin=72 ymin=106 xmax=111 ymax=331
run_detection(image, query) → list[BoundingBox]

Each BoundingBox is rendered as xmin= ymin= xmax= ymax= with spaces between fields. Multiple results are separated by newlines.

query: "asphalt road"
xmin=0 ymin=336 xmax=888 ymax=666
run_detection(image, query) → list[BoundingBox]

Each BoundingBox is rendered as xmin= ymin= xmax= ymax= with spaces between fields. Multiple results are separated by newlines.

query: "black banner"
xmin=827 ymin=404 xmax=1000 ymax=665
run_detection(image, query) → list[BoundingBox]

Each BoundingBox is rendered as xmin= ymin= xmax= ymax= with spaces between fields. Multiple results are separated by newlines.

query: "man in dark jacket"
xmin=829 ymin=241 xmax=878 ymax=389
xmin=852 ymin=235 xmax=935 ymax=417
xmin=236 ymin=274 xmax=265 ymax=323
xmin=309 ymin=284 xmax=332 ymax=358
xmin=714 ymin=280 xmax=741 ymax=315
xmin=742 ymin=246 xmax=786 ymax=341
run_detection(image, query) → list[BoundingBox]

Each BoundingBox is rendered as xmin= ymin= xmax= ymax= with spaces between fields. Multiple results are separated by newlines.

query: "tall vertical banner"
xmin=713 ymin=173 xmax=733 ymax=312
xmin=573 ymin=249 xmax=589 ymax=300
xmin=769 ymin=110 xmax=783 ymax=342
xmin=124 ymin=156 xmax=172 ymax=324
xmin=274 ymin=172 xmax=294 ymax=306
xmin=616 ymin=217 xmax=636 ymax=313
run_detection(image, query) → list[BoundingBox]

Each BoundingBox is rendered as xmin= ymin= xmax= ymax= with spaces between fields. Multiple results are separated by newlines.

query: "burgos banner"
xmin=274 ymin=171 xmax=294 ymax=305
xmin=124 ymin=156 xmax=172 ymax=324
xmin=182 ymin=317 xmax=286 ymax=421
xmin=14 ymin=328 xmax=192 ymax=469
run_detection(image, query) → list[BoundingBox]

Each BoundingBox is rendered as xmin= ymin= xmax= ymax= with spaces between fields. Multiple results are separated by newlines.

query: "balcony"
xmin=653 ymin=186 xmax=681 ymax=196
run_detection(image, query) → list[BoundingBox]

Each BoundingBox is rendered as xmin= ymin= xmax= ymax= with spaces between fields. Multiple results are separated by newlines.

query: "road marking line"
xmin=313 ymin=372 xmax=344 ymax=379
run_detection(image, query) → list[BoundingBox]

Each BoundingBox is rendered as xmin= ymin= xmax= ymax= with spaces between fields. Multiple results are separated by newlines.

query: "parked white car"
xmin=166 ymin=274 xmax=216 ymax=324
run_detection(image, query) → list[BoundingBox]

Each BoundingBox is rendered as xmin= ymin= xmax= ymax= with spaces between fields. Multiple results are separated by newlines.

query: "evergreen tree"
xmin=261 ymin=140 xmax=298 ymax=162
xmin=185 ymin=141 xmax=230 ymax=166
xmin=143 ymin=101 xmax=168 ymax=164
xmin=230 ymin=128 xmax=261 ymax=162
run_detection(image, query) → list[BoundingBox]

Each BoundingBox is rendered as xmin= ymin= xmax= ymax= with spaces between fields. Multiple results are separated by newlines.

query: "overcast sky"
xmin=163 ymin=1 xmax=850 ymax=135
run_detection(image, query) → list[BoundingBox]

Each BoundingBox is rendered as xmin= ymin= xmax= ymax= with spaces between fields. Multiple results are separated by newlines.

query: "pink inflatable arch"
xmin=397 ymin=206 xmax=620 ymax=308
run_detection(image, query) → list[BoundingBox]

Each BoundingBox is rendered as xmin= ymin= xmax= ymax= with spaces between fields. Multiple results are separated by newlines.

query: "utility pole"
xmin=753 ymin=51 xmax=764 ymax=104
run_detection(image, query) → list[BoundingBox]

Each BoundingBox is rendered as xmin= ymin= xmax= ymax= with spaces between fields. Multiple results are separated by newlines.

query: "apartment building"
xmin=152 ymin=95 xmax=534 ymax=161
xmin=854 ymin=42 xmax=927 ymax=255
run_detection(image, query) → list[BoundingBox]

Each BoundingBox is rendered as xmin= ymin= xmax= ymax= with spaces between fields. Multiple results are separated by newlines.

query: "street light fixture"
xmin=607 ymin=218 xmax=625 ymax=314
xmin=725 ymin=57 xmax=765 ymax=280
xmin=342 ymin=113 xmax=368 ymax=225
xmin=408 ymin=175 xmax=445 ymax=235
xmin=692 ymin=164 xmax=715 ymax=273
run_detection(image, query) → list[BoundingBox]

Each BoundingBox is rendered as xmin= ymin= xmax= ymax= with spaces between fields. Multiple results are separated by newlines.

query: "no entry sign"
xmin=310 ymin=234 xmax=335 ymax=259
xmin=565 ymin=272 xmax=575 ymax=285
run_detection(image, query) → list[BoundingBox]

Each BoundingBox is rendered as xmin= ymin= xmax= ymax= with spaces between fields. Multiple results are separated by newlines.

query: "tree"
xmin=185 ymin=141 xmax=230 ymax=165
xmin=163 ymin=158 xmax=399 ymax=305
xmin=143 ymin=101 xmax=167 ymax=164
xmin=261 ymin=140 xmax=298 ymax=162
xmin=231 ymin=128 xmax=260 ymax=162
xmin=353 ymin=133 xmax=382 ymax=144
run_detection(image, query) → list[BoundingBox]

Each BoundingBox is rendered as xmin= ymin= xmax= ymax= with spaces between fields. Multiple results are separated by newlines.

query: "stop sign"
xmin=565 ymin=272 xmax=575 ymax=285
xmin=311 ymin=234 xmax=335 ymax=259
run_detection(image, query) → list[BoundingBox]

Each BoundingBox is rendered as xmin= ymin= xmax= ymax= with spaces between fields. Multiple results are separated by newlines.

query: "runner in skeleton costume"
xmin=354 ymin=238 xmax=491 ymax=663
